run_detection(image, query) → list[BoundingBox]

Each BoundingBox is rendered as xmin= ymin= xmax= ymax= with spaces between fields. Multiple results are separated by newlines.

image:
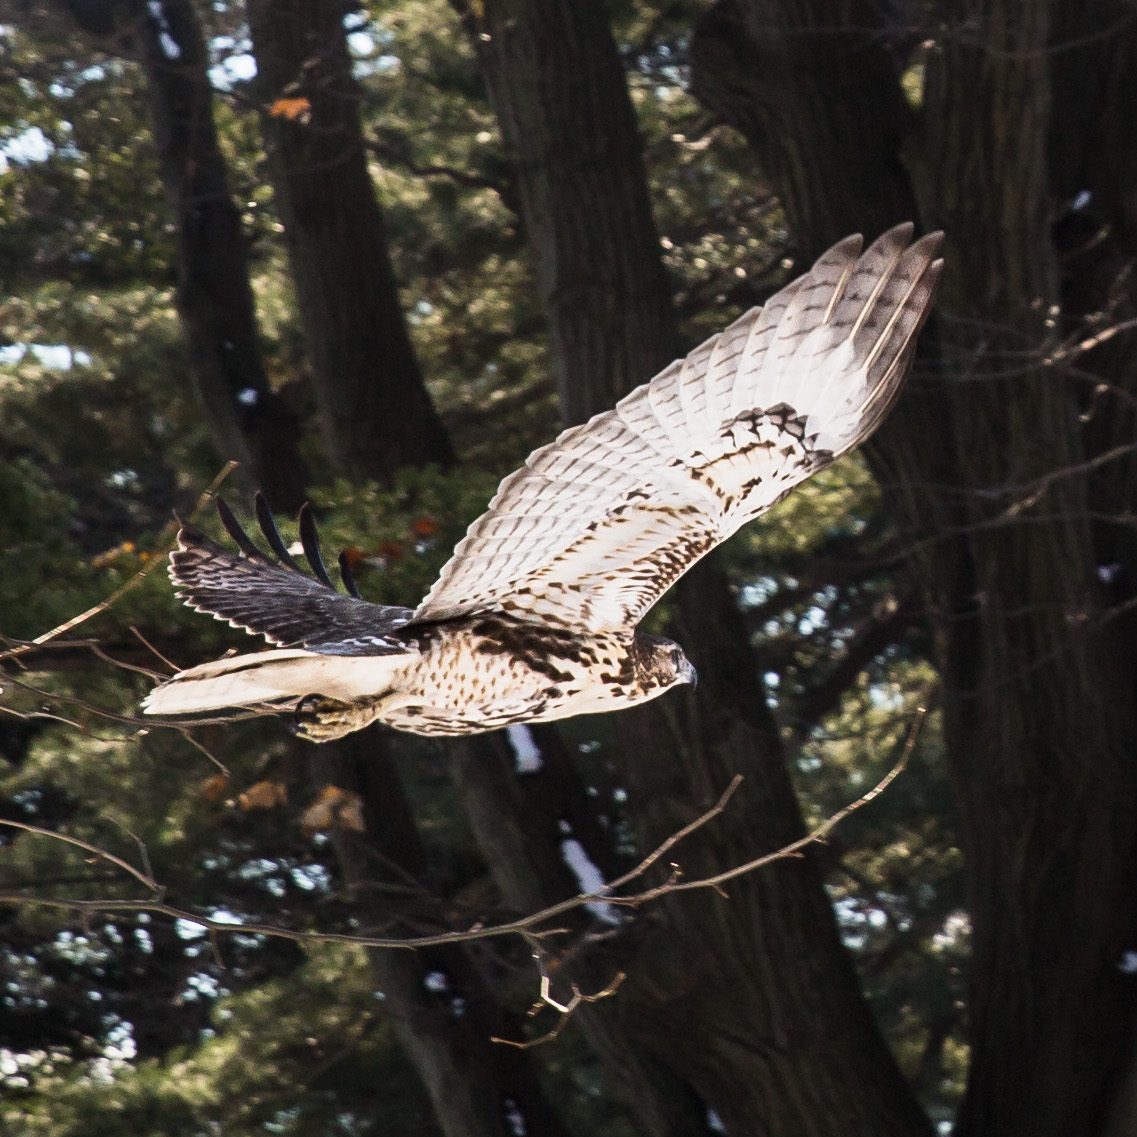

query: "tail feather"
xmin=141 ymin=649 xmax=409 ymax=716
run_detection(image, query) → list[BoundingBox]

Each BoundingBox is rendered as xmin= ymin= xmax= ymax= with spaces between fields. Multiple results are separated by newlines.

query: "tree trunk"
xmin=691 ymin=3 xmax=1137 ymax=1134
xmin=122 ymin=0 xmax=308 ymax=509
xmin=308 ymin=729 xmax=570 ymax=1137
xmin=245 ymin=0 xmax=455 ymax=480
xmin=455 ymin=0 xmax=678 ymax=419
xmin=458 ymin=2 xmax=935 ymax=1132
xmin=451 ymin=727 xmax=712 ymax=1137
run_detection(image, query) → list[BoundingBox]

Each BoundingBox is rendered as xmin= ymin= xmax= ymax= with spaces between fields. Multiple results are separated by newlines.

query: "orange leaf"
xmin=239 ymin=780 xmax=288 ymax=811
xmin=198 ymin=773 xmax=231 ymax=803
xmin=300 ymin=785 xmax=365 ymax=834
xmin=269 ymin=96 xmax=311 ymax=121
xmin=374 ymin=540 xmax=406 ymax=563
xmin=411 ymin=516 xmax=439 ymax=538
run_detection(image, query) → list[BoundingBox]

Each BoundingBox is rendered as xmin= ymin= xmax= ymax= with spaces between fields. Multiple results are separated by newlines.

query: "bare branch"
xmin=0 ymin=818 xmax=160 ymax=893
xmin=491 ymin=970 xmax=628 ymax=1049
xmin=0 ymin=462 xmax=239 ymax=665
xmin=0 ymin=698 xmax=926 ymax=954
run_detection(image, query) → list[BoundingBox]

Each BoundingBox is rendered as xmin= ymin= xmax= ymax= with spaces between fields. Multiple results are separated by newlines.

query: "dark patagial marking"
xmin=470 ymin=618 xmax=580 ymax=684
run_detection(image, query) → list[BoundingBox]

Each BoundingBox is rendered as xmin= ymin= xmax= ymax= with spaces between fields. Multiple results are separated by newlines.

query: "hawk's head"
xmin=633 ymin=634 xmax=698 ymax=696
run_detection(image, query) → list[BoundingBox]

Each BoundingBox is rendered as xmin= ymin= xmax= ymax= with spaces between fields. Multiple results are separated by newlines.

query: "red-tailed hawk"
xmin=143 ymin=226 xmax=942 ymax=739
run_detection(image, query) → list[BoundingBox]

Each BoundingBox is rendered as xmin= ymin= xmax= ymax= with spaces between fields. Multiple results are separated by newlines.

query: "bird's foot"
xmin=292 ymin=695 xmax=379 ymax=743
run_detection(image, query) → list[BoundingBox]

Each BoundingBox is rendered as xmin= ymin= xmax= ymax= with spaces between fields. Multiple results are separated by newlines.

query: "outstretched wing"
xmin=170 ymin=496 xmax=413 ymax=656
xmin=413 ymin=225 xmax=942 ymax=633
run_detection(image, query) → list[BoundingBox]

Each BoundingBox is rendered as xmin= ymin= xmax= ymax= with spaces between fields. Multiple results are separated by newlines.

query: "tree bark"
xmin=451 ymin=727 xmax=712 ymax=1137
xmin=111 ymin=0 xmax=308 ymax=509
xmin=692 ymin=3 xmax=1137 ymax=1134
xmin=308 ymin=729 xmax=570 ymax=1137
xmin=458 ymin=1 xmax=935 ymax=1132
xmin=52 ymin=0 xmax=311 ymax=507
xmin=246 ymin=0 xmax=455 ymax=480
xmin=456 ymin=0 xmax=678 ymax=419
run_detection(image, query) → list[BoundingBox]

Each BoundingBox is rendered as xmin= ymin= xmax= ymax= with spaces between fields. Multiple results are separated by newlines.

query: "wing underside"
xmin=413 ymin=225 xmax=943 ymax=632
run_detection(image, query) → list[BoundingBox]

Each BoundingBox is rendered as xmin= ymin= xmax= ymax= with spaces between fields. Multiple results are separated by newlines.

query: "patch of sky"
xmin=175 ymin=918 xmax=208 ymax=940
xmin=50 ymin=63 xmax=109 ymax=98
xmin=933 ymin=911 xmax=970 ymax=950
xmin=559 ymin=832 xmax=621 ymax=925
xmin=0 ymin=343 xmax=92 ymax=369
xmin=503 ymin=1098 xmax=528 ymax=1137
xmin=106 ymin=469 xmax=141 ymax=490
xmin=797 ymin=604 xmax=828 ymax=636
xmin=289 ymin=863 xmax=332 ymax=892
xmin=103 ymin=1018 xmax=137 ymax=1062
xmin=205 ymin=907 xmax=244 ymax=925
xmin=506 ymin=724 xmax=543 ymax=773
xmin=181 ymin=972 xmax=221 ymax=1000
xmin=868 ymin=683 xmax=906 ymax=711
xmin=0 ymin=125 xmax=52 ymax=171
xmin=344 ymin=16 xmax=400 ymax=78
xmin=738 ymin=575 xmax=781 ymax=609
xmin=147 ymin=1 xmax=182 ymax=59
xmin=208 ymin=36 xmax=256 ymax=89
xmin=53 ymin=930 xmax=113 ymax=966
xmin=238 ymin=856 xmax=287 ymax=897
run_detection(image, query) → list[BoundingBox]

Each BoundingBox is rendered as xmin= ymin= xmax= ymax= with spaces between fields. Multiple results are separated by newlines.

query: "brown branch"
xmin=364 ymin=132 xmax=510 ymax=197
xmin=491 ymin=970 xmax=627 ymax=1049
xmin=0 ymin=818 xmax=159 ymax=893
xmin=0 ymin=697 xmax=926 ymax=953
xmin=0 ymin=463 xmax=238 ymax=666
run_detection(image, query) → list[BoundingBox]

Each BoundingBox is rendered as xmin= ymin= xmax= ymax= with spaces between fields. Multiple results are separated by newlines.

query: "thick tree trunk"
xmin=451 ymin=727 xmax=712 ymax=1137
xmin=456 ymin=0 xmax=678 ymax=418
xmin=124 ymin=0 xmax=307 ymax=509
xmin=918 ymin=7 xmax=1137 ymax=1134
xmin=458 ymin=2 xmax=934 ymax=1133
xmin=308 ymin=729 xmax=570 ymax=1137
xmin=245 ymin=0 xmax=455 ymax=479
xmin=692 ymin=3 xmax=1137 ymax=1134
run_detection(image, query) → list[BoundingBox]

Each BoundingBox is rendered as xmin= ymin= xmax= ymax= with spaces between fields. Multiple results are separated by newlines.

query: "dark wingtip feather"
xmin=338 ymin=550 xmax=362 ymax=598
xmin=298 ymin=503 xmax=335 ymax=589
xmin=216 ymin=498 xmax=266 ymax=560
xmin=254 ymin=492 xmax=303 ymax=572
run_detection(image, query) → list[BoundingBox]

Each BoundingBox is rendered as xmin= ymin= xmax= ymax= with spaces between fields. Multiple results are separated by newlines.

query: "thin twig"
xmin=620 ymin=686 xmax=935 ymax=903
xmin=0 ymin=463 xmax=237 ymax=665
xmin=0 ymin=716 xmax=918 ymax=951
xmin=0 ymin=819 xmax=159 ymax=892
xmin=491 ymin=971 xmax=628 ymax=1049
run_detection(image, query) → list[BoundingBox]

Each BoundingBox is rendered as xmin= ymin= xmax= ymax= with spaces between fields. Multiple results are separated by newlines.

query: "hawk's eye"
xmin=670 ymin=646 xmax=683 ymax=667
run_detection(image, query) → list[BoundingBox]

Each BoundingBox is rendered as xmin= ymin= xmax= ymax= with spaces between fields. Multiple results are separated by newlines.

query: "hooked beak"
xmin=680 ymin=657 xmax=698 ymax=689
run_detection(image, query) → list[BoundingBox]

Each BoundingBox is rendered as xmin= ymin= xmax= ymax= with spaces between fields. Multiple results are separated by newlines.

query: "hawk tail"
xmin=141 ymin=648 xmax=408 ymax=716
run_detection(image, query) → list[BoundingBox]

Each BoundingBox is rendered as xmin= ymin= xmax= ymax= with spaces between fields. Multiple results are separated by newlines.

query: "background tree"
xmin=2 ymin=1 xmax=1129 ymax=1136
xmin=691 ymin=3 xmax=1137 ymax=1133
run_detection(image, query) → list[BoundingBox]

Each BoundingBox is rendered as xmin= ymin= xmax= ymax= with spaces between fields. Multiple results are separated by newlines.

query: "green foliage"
xmin=9 ymin=944 xmax=441 ymax=1137
xmin=0 ymin=460 xmax=96 ymax=641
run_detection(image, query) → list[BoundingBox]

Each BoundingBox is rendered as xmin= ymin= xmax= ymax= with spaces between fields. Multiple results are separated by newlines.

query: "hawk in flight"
xmin=144 ymin=226 xmax=942 ymax=739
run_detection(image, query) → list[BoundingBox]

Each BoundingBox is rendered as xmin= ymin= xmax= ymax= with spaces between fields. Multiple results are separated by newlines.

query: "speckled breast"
xmin=384 ymin=619 xmax=634 ymax=737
